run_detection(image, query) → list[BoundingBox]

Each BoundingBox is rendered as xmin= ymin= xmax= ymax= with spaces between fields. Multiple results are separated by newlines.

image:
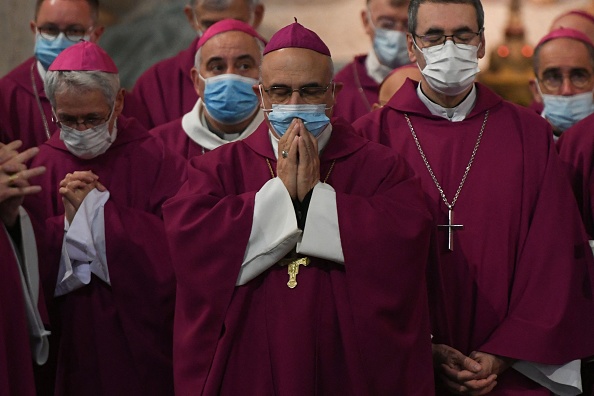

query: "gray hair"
xmin=533 ymin=39 xmax=594 ymax=75
xmin=45 ymin=70 xmax=120 ymax=109
xmin=194 ymin=36 xmax=265 ymax=69
xmin=408 ymin=0 xmax=484 ymax=35
xmin=189 ymin=0 xmax=259 ymax=9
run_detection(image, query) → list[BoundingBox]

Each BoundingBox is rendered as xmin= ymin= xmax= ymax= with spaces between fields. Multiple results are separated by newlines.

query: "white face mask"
xmin=59 ymin=116 xmax=117 ymax=159
xmin=416 ymin=40 xmax=480 ymax=96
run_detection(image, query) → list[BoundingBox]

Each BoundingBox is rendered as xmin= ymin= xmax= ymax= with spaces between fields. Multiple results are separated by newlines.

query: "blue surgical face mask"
xmin=373 ymin=28 xmax=410 ymax=69
xmin=200 ymin=73 xmax=260 ymax=125
xmin=34 ymin=32 xmax=81 ymax=70
xmin=266 ymin=104 xmax=330 ymax=137
xmin=541 ymin=90 xmax=594 ymax=132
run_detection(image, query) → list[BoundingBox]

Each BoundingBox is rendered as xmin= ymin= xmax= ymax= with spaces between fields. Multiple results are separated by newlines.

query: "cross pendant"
xmin=437 ymin=208 xmax=463 ymax=251
xmin=287 ymin=257 xmax=310 ymax=289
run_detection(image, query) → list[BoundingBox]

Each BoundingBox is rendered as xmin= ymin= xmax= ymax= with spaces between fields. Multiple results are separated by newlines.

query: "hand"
xmin=433 ymin=344 xmax=497 ymax=395
xmin=0 ymin=143 xmax=46 ymax=227
xmin=59 ymin=171 xmax=106 ymax=223
xmin=295 ymin=120 xmax=320 ymax=201
xmin=277 ymin=119 xmax=299 ymax=200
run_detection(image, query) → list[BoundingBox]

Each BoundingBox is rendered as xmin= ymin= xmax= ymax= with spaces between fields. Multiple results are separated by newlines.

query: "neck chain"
xmin=30 ymin=62 xmax=51 ymax=140
xmin=353 ymin=62 xmax=372 ymax=112
xmin=266 ymin=158 xmax=336 ymax=183
xmin=404 ymin=110 xmax=489 ymax=251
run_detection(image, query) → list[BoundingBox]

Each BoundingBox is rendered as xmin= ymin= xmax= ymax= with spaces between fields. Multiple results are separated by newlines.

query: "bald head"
xmin=35 ymin=0 xmax=99 ymax=22
xmin=185 ymin=0 xmax=264 ymax=32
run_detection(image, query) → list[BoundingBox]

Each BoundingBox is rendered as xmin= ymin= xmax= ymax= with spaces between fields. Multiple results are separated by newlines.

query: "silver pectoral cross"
xmin=437 ymin=208 xmax=463 ymax=251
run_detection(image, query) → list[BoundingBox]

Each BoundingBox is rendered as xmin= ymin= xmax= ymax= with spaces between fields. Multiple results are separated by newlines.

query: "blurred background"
xmin=1 ymin=0 xmax=592 ymax=105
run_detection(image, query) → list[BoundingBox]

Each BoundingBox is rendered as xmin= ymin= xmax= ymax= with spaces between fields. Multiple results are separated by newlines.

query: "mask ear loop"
xmin=259 ymin=84 xmax=273 ymax=113
xmin=325 ymin=83 xmax=336 ymax=111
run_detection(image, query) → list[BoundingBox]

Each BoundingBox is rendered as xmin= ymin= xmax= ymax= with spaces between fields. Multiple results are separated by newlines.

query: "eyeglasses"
xmin=540 ymin=69 xmax=593 ymax=91
xmin=55 ymin=110 xmax=112 ymax=129
xmin=262 ymin=83 xmax=333 ymax=104
xmin=414 ymin=28 xmax=483 ymax=48
xmin=36 ymin=24 xmax=93 ymax=42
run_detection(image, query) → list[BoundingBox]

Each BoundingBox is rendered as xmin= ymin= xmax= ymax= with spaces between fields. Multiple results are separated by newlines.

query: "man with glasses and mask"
xmin=163 ymin=20 xmax=435 ymax=395
xmin=0 ymin=0 xmax=104 ymax=151
xmin=354 ymin=0 xmax=594 ymax=394
xmin=529 ymin=28 xmax=594 ymax=139
xmin=150 ymin=19 xmax=266 ymax=159
xmin=127 ymin=0 xmax=265 ymax=130
xmin=334 ymin=0 xmax=411 ymax=123
xmin=24 ymin=41 xmax=186 ymax=396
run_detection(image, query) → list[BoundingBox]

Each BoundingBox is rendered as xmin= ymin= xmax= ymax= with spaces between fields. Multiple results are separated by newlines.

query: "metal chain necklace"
xmin=404 ymin=110 xmax=489 ymax=251
xmin=30 ymin=62 xmax=52 ymax=140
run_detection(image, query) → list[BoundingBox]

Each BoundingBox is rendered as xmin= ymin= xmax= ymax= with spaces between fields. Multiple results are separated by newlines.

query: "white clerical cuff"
xmin=513 ymin=359 xmax=582 ymax=396
xmin=297 ymin=182 xmax=344 ymax=264
xmin=238 ymin=178 xmax=301 ymax=286
xmin=589 ymin=240 xmax=594 ymax=257
xmin=55 ymin=189 xmax=110 ymax=296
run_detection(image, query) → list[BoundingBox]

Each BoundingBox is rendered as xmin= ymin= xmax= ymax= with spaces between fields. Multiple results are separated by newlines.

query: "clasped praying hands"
xmin=59 ymin=170 xmax=107 ymax=224
xmin=276 ymin=118 xmax=320 ymax=202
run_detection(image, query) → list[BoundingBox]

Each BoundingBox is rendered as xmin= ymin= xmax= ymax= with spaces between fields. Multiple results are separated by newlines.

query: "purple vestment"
xmin=25 ymin=116 xmax=186 ymax=396
xmin=150 ymin=118 xmax=206 ymax=159
xmin=0 ymin=58 xmax=53 ymax=150
xmin=126 ymin=38 xmax=199 ymax=129
xmin=353 ymin=80 xmax=594 ymax=395
xmin=0 ymin=226 xmax=40 ymax=396
xmin=163 ymin=118 xmax=436 ymax=395
xmin=333 ymin=55 xmax=379 ymax=123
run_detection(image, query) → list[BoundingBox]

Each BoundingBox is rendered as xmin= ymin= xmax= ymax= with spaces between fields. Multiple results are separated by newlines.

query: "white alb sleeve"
xmin=296 ymin=182 xmax=344 ymax=264
xmin=55 ymin=189 xmax=110 ymax=296
xmin=237 ymin=178 xmax=301 ymax=286
xmin=513 ymin=359 xmax=582 ymax=396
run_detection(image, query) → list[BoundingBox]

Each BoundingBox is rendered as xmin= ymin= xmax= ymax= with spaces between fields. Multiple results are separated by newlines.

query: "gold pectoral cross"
xmin=286 ymin=257 xmax=310 ymax=289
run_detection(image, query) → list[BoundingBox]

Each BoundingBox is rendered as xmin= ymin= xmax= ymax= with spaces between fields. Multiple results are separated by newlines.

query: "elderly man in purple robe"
xmin=24 ymin=41 xmax=187 ymax=396
xmin=127 ymin=0 xmax=265 ymax=129
xmin=0 ymin=0 xmax=104 ymax=150
xmin=353 ymin=0 xmax=594 ymax=394
xmin=163 ymin=20 xmax=436 ymax=395
xmin=149 ymin=19 xmax=266 ymax=159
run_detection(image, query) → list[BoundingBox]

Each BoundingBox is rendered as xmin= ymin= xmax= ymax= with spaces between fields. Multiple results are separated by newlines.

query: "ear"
xmin=184 ymin=5 xmax=198 ymax=31
xmin=253 ymin=83 xmax=264 ymax=107
xmin=407 ymin=33 xmax=417 ymax=63
xmin=528 ymin=79 xmax=542 ymax=104
xmin=477 ymin=32 xmax=486 ymax=59
xmin=90 ymin=25 xmax=105 ymax=42
xmin=114 ymin=88 xmax=126 ymax=117
xmin=190 ymin=67 xmax=202 ymax=96
xmin=251 ymin=4 xmax=265 ymax=29
xmin=361 ymin=9 xmax=373 ymax=37
xmin=30 ymin=20 xmax=37 ymax=35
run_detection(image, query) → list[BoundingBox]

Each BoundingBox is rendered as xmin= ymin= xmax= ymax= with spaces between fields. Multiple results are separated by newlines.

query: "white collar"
xmin=416 ymin=83 xmax=477 ymax=122
xmin=269 ymin=123 xmax=333 ymax=160
xmin=36 ymin=60 xmax=47 ymax=81
xmin=181 ymin=98 xmax=264 ymax=151
xmin=365 ymin=51 xmax=393 ymax=85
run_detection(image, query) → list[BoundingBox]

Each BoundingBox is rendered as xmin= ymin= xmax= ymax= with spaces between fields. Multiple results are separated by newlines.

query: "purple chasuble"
xmin=333 ymin=55 xmax=379 ymax=123
xmin=150 ymin=117 xmax=207 ymax=159
xmin=163 ymin=118 xmax=436 ymax=396
xmin=0 ymin=226 xmax=41 ymax=396
xmin=353 ymin=80 xmax=594 ymax=395
xmin=0 ymin=57 xmax=53 ymax=150
xmin=557 ymin=112 xmax=594 ymax=238
xmin=126 ymin=37 xmax=199 ymax=129
xmin=24 ymin=116 xmax=187 ymax=396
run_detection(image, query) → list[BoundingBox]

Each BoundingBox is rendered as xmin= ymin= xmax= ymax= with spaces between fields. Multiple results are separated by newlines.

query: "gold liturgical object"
xmin=478 ymin=0 xmax=535 ymax=107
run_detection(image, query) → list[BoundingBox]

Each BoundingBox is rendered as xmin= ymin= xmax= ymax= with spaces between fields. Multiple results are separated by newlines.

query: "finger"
xmin=278 ymin=119 xmax=299 ymax=157
xmin=1 ymin=163 xmax=27 ymax=174
xmin=6 ymin=146 xmax=40 ymax=166
xmin=439 ymin=374 xmax=469 ymax=394
xmin=9 ymin=166 xmax=46 ymax=184
xmin=65 ymin=180 xmax=89 ymax=191
xmin=3 ymin=185 xmax=42 ymax=198
xmin=0 ymin=140 xmax=23 ymax=163
xmin=461 ymin=355 xmax=482 ymax=373
xmin=463 ymin=375 xmax=497 ymax=393
xmin=95 ymin=181 xmax=107 ymax=192
xmin=441 ymin=364 xmax=481 ymax=382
